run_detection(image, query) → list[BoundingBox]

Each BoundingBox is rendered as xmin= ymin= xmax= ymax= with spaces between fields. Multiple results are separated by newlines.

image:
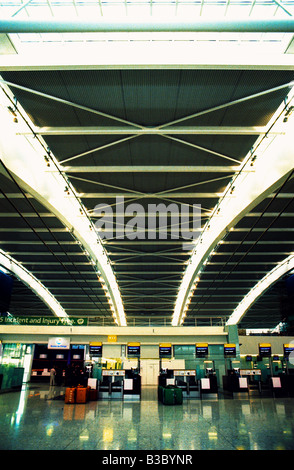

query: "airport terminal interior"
xmin=0 ymin=0 xmax=294 ymax=452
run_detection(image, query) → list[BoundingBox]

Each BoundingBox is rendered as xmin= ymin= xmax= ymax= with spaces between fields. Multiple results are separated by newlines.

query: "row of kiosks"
xmin=88 ymin=342 xmax=141 ymax=400
xmin=223 ymin=343 xmax=294 ymax=398
xmin=158 ymin=343 xmax=219 ymax=399
xmin=195 ymin=343 xmax=218 ymax=398
xmin=158 ymin=368 xmax=218 ymax=399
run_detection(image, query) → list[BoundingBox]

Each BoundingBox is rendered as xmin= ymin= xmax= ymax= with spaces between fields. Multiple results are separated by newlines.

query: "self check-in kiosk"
xmin=98 ymin=370 xmax=125 ymax=399
xmin=97 ymin=368 xmax=141 ymax=401
xmin=283 ymin=344 xmax=294 ymax=397
xmin=200 ymin=372 xmax=218 ymax=399
xmin=174 ymin=370 xmax=200 ymax=398
xmin=195 ymin=343 xmax=219 ymax=398
xmin=124 ymin=368 xmax=141 ymax=400
xmin=222 ymin=343 xmax=248 ymax=397
xmin=158 ymin=369 xmax=200 ymax=399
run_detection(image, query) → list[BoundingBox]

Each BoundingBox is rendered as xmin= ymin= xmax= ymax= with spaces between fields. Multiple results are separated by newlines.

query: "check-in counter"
xmin=240 ymin=369 xmax=261 ymax=396
xmin=158 ymin=369 xmax=200 ymax=399
xmin=124 ymin=369 xmax=141 ymax=400
xmin=223 ymin=369 xmax=262 ymax=397
xmin=269 ymin=375 xmax=290 ymax=398
xmin=174 ymin=370 xmax=200 ymax=398
xmin=200 ymin=374 xmax=218 ymax=399
xmin=98 ymin=370 xmax=125 ymax=399
xmin=98 ymin=369 xmax=141 ymax=400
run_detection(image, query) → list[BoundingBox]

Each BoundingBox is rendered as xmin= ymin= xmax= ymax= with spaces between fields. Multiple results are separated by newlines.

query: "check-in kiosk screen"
xmin=127 ymin=345 xmax=140 ymax=358
xmin=224 ymin=344 xmax=236 ymax=357
xmin=259 ymin=344 xmax=271 ymax=358
xmin=196 ymin=344 xmax=208 ymax=358
xmin=89 ymin=345 xmax=102 ymax=357
xmin=159 ymin=345 xmax=172 ymax=358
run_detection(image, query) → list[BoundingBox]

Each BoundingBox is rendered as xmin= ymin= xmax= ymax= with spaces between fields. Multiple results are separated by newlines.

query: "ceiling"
xmin=0 ymin=4 xmax=294 ymax=330
xmin=0 ymin=67 xmax=293 ymax=328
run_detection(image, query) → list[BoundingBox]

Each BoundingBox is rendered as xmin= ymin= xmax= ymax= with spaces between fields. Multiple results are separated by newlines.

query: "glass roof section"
xmin=0 ymin=0 xmax=293 ymax=19
xmin=0 ymin=1 xmax=293 ymax=53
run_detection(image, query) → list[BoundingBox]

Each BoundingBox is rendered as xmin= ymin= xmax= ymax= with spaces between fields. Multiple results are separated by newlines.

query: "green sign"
xmin=0 ymin=316 xmax=88 ymax=326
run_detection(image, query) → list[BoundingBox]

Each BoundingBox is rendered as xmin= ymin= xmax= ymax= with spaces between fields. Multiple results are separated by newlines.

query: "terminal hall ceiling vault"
xmin=0 ymin=67 xmax=294 ymax=328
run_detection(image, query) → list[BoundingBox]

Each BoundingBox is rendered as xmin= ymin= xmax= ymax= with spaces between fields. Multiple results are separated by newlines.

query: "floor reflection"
xmin=0 ymin=383 xmax=294 ymax=450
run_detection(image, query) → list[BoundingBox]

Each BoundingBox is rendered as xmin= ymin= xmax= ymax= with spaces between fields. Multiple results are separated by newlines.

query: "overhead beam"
xmin=62 ymin=165 xmax=239 ymax=173
xmin=1 ymin=19 xmax=294 ymax=33
xmin=30 ymin=126 xmax=277 ymax=136
xmin=1 ymin=192 xmax=292 ymax=199
xmin=78 ymin=192 xmax=222 ymax=198
xmin=1 ymin=47 xmax=294 ymax=72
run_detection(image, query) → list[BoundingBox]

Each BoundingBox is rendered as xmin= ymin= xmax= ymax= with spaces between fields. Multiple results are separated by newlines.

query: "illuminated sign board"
xmin=196 ymin=343 xmax=209 ymax=358
xmin=258 ymin=343 xmax=272 ymax=358
xmin=89 ymin=342 xmax=102 ymax=357
xmin=107 ymin=335 xmax=117 ymax=343
xmin=224 ymin=343 xmax=236 ymax=358
xmin=159 ymin=343 xmax=172 ymax=358
xmin=127 ymin=342 xmax=140 ymax=358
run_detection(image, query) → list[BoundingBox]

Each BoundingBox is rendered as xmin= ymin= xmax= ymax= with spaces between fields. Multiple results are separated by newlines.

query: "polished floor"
xmin=0 ymin=383 xmax=294 ymax=450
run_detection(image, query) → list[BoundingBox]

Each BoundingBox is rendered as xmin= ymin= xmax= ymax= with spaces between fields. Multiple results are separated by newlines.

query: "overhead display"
xmin=224 ymin=343 xmax=236 ymax=358
xmin=127 ymin=342 xmax=140 ymax=358
xmin=89 ymin=342 xmax=102 ymax=357
xmin=283 ymin=344 xmax=294 ymax=358
xmin=258 ymin=343 xmax=272 ymax=358
xmin=159 ymin=343 xmax=172 ymax=358
xmin=196 ymin=343 xmax=208 ymax=358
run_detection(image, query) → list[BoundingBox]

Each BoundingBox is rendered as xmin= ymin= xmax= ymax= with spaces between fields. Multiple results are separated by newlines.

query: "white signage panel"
xmin=48 ymin=337 xmax=70 ymax=350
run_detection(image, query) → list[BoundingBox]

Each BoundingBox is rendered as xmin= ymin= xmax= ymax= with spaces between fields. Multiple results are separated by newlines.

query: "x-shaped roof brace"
xmin=1 ymin=78 xmax=291 ymax=167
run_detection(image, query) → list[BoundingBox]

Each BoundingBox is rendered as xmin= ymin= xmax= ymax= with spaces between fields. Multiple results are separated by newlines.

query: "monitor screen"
xmin=89 ymin=345 xmax=102 ymax=357
xmin=259 ymin=344 xmax=271 ymax=358
xmin=284 ymin=344 xmax=294 ymax=358
xmin=127 ymin=345 xmax=140 ymax=358
xmin=159 ymin=345 xmax=172 ymax=358
xmin=224 ymin=344 xmax=236 ymax=358
xmin=196 ymin=344 xmax=208 ymax=358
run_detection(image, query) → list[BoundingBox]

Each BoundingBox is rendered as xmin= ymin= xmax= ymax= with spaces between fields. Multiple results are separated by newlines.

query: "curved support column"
xmin=0 ymin=249 xmax=68 ymax=319
xmin=173 ymin=88 xmax=294 ymax=326
xmin=0 ymin=83 xmax=126 ymax=326
xmin=226 ymin=254 xmax=294 ymax=326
